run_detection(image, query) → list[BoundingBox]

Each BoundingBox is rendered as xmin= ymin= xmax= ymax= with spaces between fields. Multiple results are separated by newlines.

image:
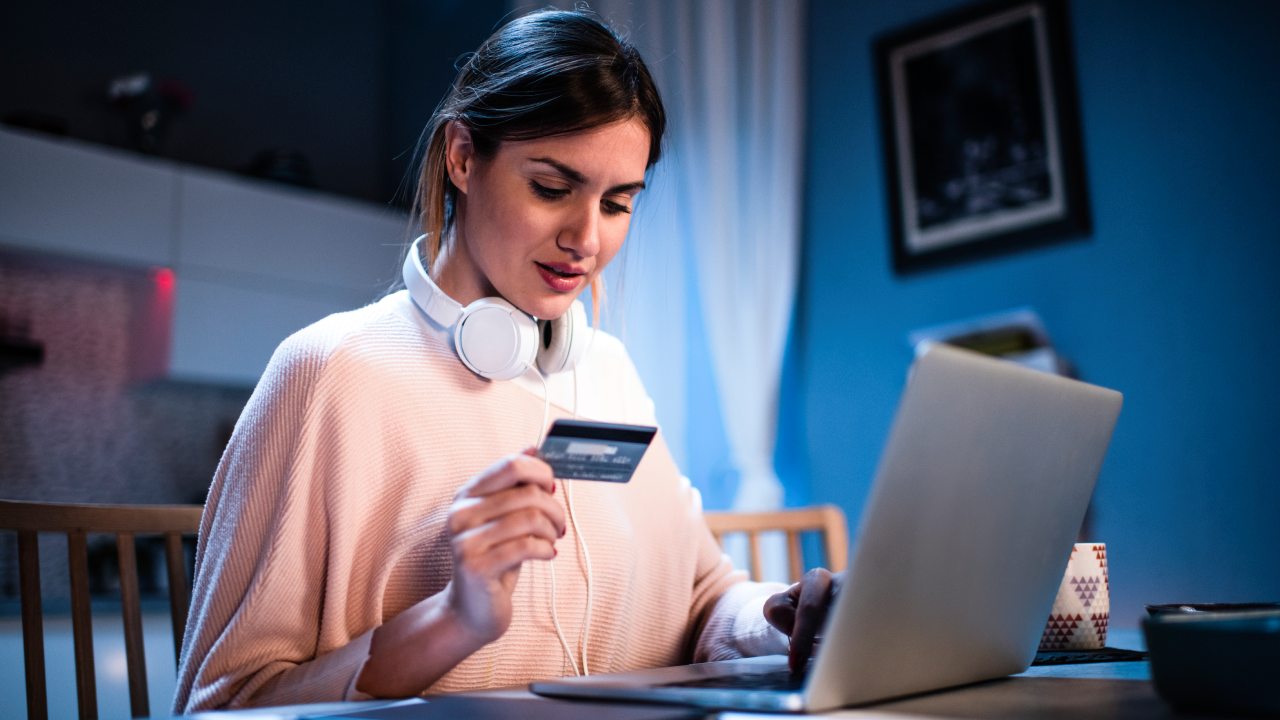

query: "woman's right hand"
xmin=445 ymin=447 xmax=565 ymax=643
xmin=357 ymin=447 xmax=564 ymax=697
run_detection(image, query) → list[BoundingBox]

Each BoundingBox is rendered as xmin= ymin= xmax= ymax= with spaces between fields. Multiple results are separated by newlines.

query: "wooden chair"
xmin=0 ymin=500 xmax=204 ymax=720
xmin=703 ymin=504 xmax=849 ymax=583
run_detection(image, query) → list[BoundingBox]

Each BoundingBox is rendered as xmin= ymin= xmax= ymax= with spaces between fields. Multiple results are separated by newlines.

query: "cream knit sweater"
xmin=174 ymin=291 xmax=787 ymax=713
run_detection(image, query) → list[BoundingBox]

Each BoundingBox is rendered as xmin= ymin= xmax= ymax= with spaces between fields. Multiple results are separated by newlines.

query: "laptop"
xmin=531 ymin=343 xmax=1123 ymax=713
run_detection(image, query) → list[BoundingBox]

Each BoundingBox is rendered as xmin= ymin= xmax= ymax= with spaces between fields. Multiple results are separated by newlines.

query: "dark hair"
xmin=412 ymin=9 xmax=666 ymax=275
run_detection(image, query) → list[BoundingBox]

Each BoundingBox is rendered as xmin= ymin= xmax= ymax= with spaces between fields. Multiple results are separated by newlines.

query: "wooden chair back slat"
xmin=785 ymin=531 xmax=803 ymax=584
xmin=704 ymin=505 xmax=849 ymax=582
xmin=820 ymin=505 xmax=849 ymax=574
xmin=0 ymin=500 xmax=203 ymax=720
xmin=67 ymin=530 xmax=98 ymax=720
xmin=165 ymin=531 xmax=190 ymax=666
xmin=116 ymin=533 xmax=150 ymax=718
xmin=747 ymin=531 xmax=764 ymax=584
xmin=18 ymin=531 xmax=47 ymax=720
xmin=0 ymin=501 xmax=203 ymax=534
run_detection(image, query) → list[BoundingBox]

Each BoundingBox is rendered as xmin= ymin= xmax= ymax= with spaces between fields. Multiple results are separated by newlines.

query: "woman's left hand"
xmin=762 ymin=568 xmax=845 ymax=674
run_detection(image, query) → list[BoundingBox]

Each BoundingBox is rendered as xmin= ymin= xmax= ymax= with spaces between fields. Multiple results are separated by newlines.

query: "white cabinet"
xmin=0 ymin=128 xmax=176 ymax=266
xmin=169 ymin=277 xmax=369 ymax=385
xmin=0 ymin=127 xmax=408 ymax=385
xmin=176 ymin=167 xmax=404 ymax=292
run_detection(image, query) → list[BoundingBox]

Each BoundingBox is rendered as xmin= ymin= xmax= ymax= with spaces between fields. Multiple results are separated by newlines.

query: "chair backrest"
xmin=0 ymin=500 xmax=204 ymax=720
xmin=703 ymin=504 xmax=849 ymax=583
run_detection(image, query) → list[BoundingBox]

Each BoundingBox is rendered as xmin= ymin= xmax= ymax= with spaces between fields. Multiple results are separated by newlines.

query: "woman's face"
xmin=440 ymin=118 xmax=650 ymax=321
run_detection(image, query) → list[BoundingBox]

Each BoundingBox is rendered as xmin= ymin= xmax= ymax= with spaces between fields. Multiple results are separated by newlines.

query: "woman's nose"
xmin=557 ymin=200 xmax=601 ymax=259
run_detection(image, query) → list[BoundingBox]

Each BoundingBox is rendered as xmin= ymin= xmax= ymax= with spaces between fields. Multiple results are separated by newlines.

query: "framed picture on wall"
xmin=875 ymin=0 xmax=1090 ymax=274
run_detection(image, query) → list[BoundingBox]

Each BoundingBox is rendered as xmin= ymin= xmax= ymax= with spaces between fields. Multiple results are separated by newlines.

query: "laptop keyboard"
xmin=663 ymin=669 xmax=805 ymax=692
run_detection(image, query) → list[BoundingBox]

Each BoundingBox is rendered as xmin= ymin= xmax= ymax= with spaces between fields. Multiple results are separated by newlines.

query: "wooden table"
xmin=177 ymin=631 xmax=1239 ymax=720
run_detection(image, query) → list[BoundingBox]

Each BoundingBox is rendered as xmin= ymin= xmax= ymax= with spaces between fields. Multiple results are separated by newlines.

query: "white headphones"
xmin=402 ymin=235 xmax=592 ymax=381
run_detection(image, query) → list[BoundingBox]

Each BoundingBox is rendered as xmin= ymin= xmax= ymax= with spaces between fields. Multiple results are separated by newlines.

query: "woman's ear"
xmin=444 ymin=120 xmax=476 ymax=194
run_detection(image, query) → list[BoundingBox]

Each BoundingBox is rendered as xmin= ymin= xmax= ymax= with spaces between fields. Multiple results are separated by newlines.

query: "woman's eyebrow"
xmin=609 ymin=179 xmax=647 ymax=194
xmin=529 ymin=157 xmax=586 ymax=184
xmin=528 ymin=156 xmax=646 ymax=194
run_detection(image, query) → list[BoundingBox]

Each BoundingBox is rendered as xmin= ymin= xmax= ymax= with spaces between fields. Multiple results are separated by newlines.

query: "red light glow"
xmin=153 ymin=267 xmax=175 ymax=292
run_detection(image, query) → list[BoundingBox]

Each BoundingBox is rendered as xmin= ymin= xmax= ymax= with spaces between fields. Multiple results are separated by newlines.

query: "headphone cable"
xmin=564 ymin=475 xmax=594 ymax=675
xmin=540 ymin=326 xmax=598 ymax=677
xmin=569 ymin=365 xmax=596 ymax=675
xmin=539 ymin=368 xmax=582 ymax=676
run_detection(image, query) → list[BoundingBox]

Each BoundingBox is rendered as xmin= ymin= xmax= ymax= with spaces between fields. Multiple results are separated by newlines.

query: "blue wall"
xmin=796 ymin=0 xmax=1280 ymax=627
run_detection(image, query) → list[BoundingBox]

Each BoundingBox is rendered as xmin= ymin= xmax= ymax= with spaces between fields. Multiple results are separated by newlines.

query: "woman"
xmin=174 ymin=10 xmax=835 ymax=712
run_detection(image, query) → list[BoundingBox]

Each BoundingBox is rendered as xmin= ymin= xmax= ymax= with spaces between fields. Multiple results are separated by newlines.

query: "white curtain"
xmin=513 ymin=0 xmax=807 ymax=517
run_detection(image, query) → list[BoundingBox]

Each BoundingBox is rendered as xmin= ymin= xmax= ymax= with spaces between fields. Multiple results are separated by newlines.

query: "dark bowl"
xmin=1145 ymin=602 xmax=1280 ymax=616
xmin=1143 ymin=609 xmax=1280 ymax=716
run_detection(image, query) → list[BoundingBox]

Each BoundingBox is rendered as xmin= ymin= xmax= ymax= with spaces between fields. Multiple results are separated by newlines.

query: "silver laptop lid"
xmin=805 ymin=344 xmax=1122 ymax=710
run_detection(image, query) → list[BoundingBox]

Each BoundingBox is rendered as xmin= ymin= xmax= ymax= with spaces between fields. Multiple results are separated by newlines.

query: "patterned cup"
xmin=1039 ymin=543 xmax=1109 ymax=651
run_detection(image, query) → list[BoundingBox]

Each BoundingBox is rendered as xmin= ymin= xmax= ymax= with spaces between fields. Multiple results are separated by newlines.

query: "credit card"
xmin=538 ymin=419 xmax=658 ymax=482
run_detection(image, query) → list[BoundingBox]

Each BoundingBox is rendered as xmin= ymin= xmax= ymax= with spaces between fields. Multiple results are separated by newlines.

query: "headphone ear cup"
xmin=537 ymin=300 xmax=591 ymax=374
xmin=454 ymin=298 xmax=539 ymax=381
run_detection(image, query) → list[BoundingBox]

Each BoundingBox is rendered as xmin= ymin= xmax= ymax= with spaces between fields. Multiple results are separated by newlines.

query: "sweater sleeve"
xmin=173 ymin=323 xmax=377 ymax=713
xmin=696 ymin=582 xmax=792 ymax=660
